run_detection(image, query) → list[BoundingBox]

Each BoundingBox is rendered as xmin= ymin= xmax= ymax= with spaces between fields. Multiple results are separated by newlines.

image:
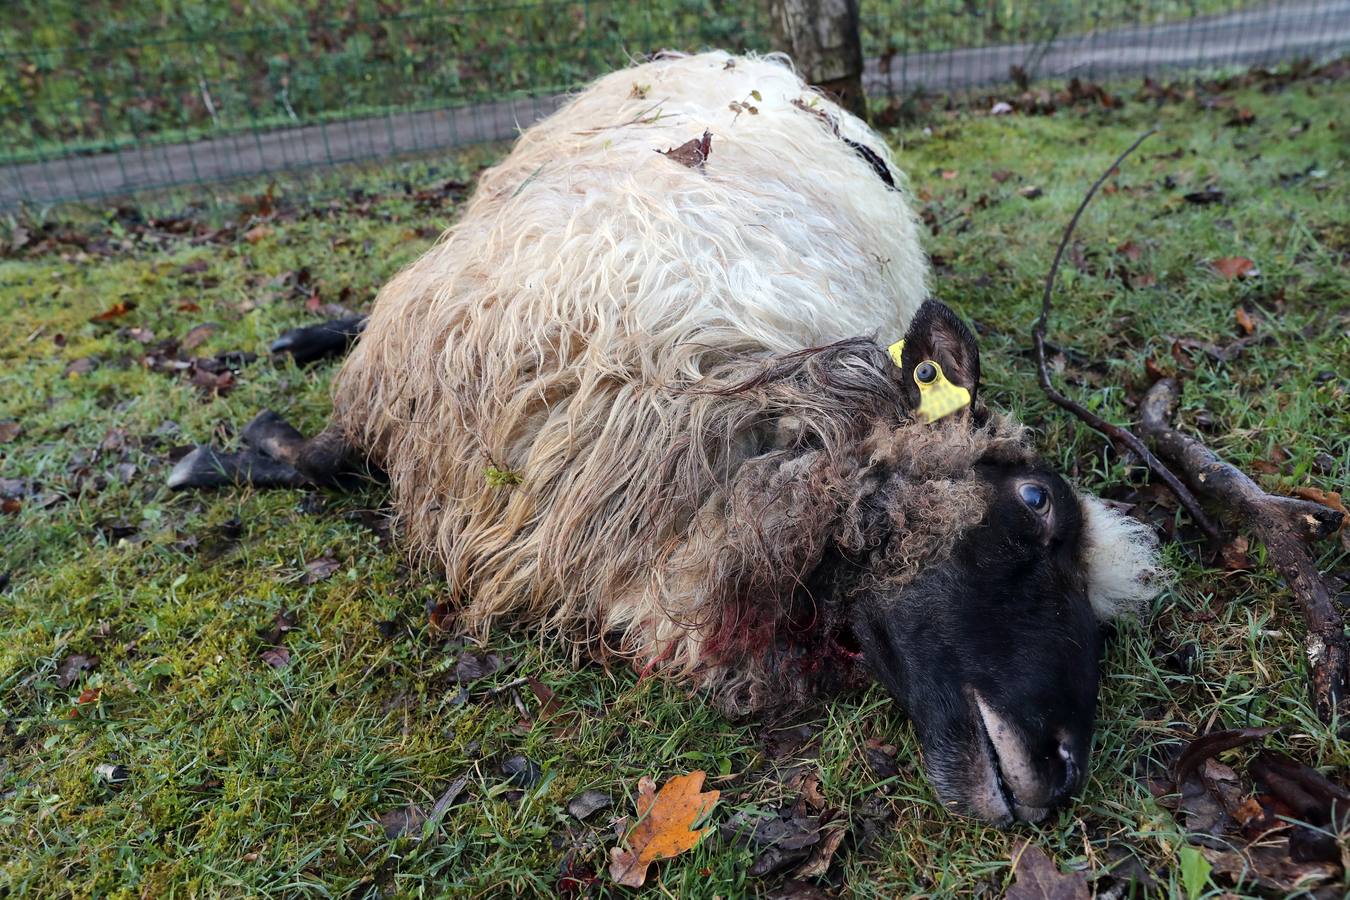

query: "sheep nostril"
xmin=1050 ymin=743 xmax=1081 ymax=807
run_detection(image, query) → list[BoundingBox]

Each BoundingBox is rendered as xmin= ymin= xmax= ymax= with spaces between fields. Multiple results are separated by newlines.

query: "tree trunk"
xmin=768 ymin=0 xmax=866 ymax=119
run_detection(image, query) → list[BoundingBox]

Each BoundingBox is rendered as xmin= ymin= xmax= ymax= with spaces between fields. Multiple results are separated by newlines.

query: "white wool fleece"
xmin=1078 ymin=495 xmax=1165 ymax=619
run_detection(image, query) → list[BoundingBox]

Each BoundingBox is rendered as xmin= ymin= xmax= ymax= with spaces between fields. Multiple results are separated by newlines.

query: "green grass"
xmin=1 ymin=75 xmax=1348 ymax=897
xmin=0 ymin=0 xmax=1256 ymax=159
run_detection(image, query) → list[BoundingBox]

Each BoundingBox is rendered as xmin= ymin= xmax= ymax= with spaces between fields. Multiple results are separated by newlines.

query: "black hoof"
xmin=167 ymin=446 xmax=309 ymax=490
xmin=270 ymin=315 xmax=366 ymax=366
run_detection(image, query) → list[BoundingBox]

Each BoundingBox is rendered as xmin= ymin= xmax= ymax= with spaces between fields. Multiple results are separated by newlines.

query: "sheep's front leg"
xmin=167 ymin=413 xmax=357 ymax=491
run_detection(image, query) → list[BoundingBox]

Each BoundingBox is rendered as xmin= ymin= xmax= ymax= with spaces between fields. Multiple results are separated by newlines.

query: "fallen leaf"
xmin=786 ymin=769 xmax=827 ymax=812
xmin=56 ymin=653 xmax=99 ymax=689
xmin=1292 ymin=487 xmax=1346 ymax=525
xmin=260 ymin=646 xmax=290 ymax=669
xmin=1220 ymin=535 xmax=1251 ymax=571
xmin=608 ymin=771 xmax=719 ymax=888
xmin=70 ymin=686 xmax=102 ymax=715
xmin=1201 ymin=844 xmax=1339 ymax=894
xmin=991 ymin=169 xmax=1014 ymax=183
xmin=864 ymin=738 xmax=900 ymax=778
xmin=659 ymin=130 xmax=712 ymax=170
xmin=568 ymin=789 xmax=612 ymax=821
xmin=244 ymin=224 xmax=274 ymax=244
xmin=1007 ymin=840 xmax=1091 ymax=900
xmin=379 ymin=805 xmax=426 ymax=839
xmin=454 ymin=651 xmax=502 ymax=683
xmin=1234 ymin=307 xmax=1256 ymax=335
xmin=0 ymin=421 xmax=19 ymax=443
xmin=64 ymin=357 xmax=97 ymax=377
xmin=769 ymin=880 xmax=831 ymax=900
xmin=721 ymin=804 xmax=821 ymax=876
xmin=90 ymin=300 xmax=136 ymax=322
xmin=301 ymin=556 xmax=340 ymax=583
xmin=527 ymin=674 xmax=562 ymax=718
xmin=941 ymin=169 xmax=959 ymax=180
xmin=1116 ymin=240 xmax=1144 ymax=260
xmin=794 ymin=820 xmax=846 ymax=878
xmin=427 ymin=600 xmax=455 ymax=631
xmin=181 ymin=323 xmax=220 ymax=351
xmin=1018 ymin=185 xmax=1044 ymax=199
xmin=1211 ymin=257 xmax=1256 ymax=279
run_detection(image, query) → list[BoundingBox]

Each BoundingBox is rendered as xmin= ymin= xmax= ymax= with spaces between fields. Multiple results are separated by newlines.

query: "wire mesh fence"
xmin=2 ymin=0 xmax=1346 ymax=209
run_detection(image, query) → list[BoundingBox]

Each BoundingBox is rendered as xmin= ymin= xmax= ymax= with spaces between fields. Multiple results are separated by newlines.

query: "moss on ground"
xmin=1 ymin=72 xmax=1347 ymax=897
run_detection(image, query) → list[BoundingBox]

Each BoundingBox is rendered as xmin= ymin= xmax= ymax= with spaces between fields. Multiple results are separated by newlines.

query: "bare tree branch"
xmin=1140 ymin=377 xmax=1347 ymax=722
xmin=1031 ymin=129 xmax=1221 ymax=544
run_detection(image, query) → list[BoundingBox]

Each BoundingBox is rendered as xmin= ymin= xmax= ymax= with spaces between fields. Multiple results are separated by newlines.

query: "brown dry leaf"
xmin=1234 ymin=307 xmax=1256 ymax=335
xmin=244 ymin=224 xmax=274 ymax=244
xmin=941 ymin=169 xmax=959 ymax=180
xmin=90 ymin=300 xmax=136 ymax=322
xmin=991 ymin=169 xmax=1014 ymax=183
xmin=181 ymin=323 xmax=220 ymax=351
xmin=794 ymin=820 xmax=846 ymax=879
xmin=1009 ymin=847 xmax=1090 ymax=900
xmin=260 ymin=646 xmax=290 ymax=669
xmin=786 ymin=769 xmax=826 ymax=812
xmin=1007 ymin=840 xmax=1090 ymax=900
xmin=1201 ymin=844 xmax=1340 ymax=894
xmin=1292 ymin=487 xmax=1346 ymax=525
xmin=0 ymin=421 xmax=20 ymax=443
xmin=1211 ymin=256 xmax=1257 ymax=279
xmin=659 ymin=130 xmax=712 ymax=170
xmin=608 ymin=771 xmax=719 ymax=888
xmin=1220 ymin=535 xmax=1251 ymax=571
xmin=1116 ymin=240 xmax=1144 ymax=260
xmin=526 ymin=674 xmax=562 ymax=719
xmin=301 ymin=556 xmax=341 ymax=583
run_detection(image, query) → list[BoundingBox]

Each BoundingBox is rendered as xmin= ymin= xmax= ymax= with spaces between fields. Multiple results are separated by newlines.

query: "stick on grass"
xmin=1140 ymin=378 xmax=1347 ymax=722
xmin=1031 ymin=129 xmax=1221 ymax=544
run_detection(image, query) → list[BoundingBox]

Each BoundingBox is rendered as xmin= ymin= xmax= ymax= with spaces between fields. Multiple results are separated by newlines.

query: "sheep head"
xmin=840 ymin=301 xmax=1160 ymax=825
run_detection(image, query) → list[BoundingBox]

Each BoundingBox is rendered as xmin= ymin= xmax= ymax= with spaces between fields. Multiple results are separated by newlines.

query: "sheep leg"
xmin=269 ymin=315 xmax=366 ymax=366
xmin=167 ymin=412 xmax=358 ymax=491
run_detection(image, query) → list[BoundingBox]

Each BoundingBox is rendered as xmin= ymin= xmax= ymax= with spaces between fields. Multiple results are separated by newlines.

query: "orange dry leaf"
xmin=1293 ymin=487 xmax=1347 ymax=526
xmin=609 ymin=771 xmax=719 ymax=888
xmin=1235 ymin=307 xmax=1256 ymax=335
xmin=1211 ymin=256 xmax=1256 ymax=279
xmin=90 ymin=300 xmax=136 ymax=322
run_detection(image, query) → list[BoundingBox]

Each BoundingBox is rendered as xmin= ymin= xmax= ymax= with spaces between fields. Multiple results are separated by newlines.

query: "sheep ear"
xmin=891 ymin=299 xmax=981 ymax=422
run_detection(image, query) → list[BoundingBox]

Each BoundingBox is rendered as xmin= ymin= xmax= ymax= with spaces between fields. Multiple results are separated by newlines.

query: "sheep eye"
xmin=914 ymin=361 xmax=938 ymax=385
xmin=1018 ymin=482 xmax=1049 ymax=512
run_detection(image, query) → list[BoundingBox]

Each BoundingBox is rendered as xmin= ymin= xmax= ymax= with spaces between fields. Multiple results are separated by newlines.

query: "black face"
xmin=853 ymin=461 xmax=1099 ymax=823
xmin=852 ymin=300 xmax=1101 ymax=824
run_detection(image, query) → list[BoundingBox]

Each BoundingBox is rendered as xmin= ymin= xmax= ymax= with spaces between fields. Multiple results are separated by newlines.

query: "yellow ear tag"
xmin=886 ymin=338 xmax=972 ymax=424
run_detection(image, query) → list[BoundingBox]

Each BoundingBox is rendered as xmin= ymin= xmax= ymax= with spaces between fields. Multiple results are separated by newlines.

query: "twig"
xmin=1140 ymin=378 xmax=1347 ymax=723
xmin=1031 ymin=129 xmax=1221 ymax=544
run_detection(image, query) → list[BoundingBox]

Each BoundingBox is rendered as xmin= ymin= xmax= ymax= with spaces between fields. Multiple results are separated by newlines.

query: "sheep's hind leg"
xmin=167 ymin=412 xmax=358 ymax=491
xmin=269 ymin=315 xmax=366 ymax=367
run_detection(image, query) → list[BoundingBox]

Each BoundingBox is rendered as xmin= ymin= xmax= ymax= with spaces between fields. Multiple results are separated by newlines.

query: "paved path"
xmin=2 ymin=0 xmax=1346 ymax=209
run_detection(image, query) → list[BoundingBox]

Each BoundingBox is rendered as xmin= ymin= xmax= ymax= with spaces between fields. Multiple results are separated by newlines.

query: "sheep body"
xmin=331 ymin=52 xmax=1041 ymax=711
